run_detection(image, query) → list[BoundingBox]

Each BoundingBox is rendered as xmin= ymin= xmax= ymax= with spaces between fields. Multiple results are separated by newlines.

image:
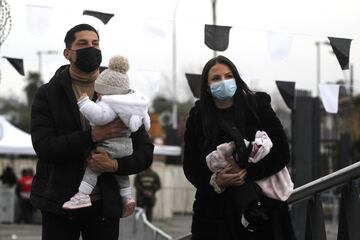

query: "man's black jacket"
xmin=30 ymin=65 xmax=153 ymax=218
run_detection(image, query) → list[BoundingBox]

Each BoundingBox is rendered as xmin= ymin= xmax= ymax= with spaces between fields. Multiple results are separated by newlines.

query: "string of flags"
xmin=2 ymin=57 xmax=25 ymax=76
xmin=82 ymin=10 xmax=114 ymax=25
xmin=204 ymin=24 xmax=352 ymax=70
xmin=328 ymin=37 xmax=352 ymax=70
xmin=204 ymin=24 xmax=232 ymax=51
xmin=142 ymin=18 xmax=172 ymax=39
xmin=267 ymin=32 xmax=294 ymax=62
xmin=275 ymin=81 xmax=296 ymax=110
xmin=318 ymin=83 xmax=340 ymax=114
xmin=185 ymin=73 xmax=202 ymax=99
xmin=1 ymin=5 xmax=356 ymax=114
xmin=26 ymin=4 xmax=53 ymax=37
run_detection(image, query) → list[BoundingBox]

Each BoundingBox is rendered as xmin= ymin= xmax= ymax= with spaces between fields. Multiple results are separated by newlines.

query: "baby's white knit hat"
xmin=95 ymin=55 xmax=129 ymax=95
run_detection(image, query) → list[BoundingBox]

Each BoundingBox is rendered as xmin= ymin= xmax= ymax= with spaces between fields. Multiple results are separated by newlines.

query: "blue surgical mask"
xmin=209 ymin=78 xmax=237 ymax=101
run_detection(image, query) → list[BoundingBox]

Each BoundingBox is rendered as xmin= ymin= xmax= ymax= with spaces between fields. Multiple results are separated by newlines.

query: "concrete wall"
xmin=1 ymin=158 xmax=196 ymax=220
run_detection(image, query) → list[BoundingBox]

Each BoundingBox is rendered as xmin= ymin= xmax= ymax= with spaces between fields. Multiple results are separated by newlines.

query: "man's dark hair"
xmin=64 ymin=24 xmax=99 ymax=49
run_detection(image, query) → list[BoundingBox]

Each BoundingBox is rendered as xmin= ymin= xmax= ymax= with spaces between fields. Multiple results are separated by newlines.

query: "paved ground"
xmin=0 ymin=214 xmax=192 ymax=240
xmin=0 ymin=224 xmax=41 ymax=240
xmin=152 ymin=214 xmax=192 ymax=239
xmin=0 ymin=215 xmax=338 ymax=240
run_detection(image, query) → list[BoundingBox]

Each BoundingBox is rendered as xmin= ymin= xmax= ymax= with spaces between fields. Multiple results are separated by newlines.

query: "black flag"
xmin=83 ymin=10 xmax=114 ymax=24
xmin=185 ymin=73 xmax=202 ymax=98
xmin=276 ymin=80 xmax=295 ymax=110
xmin=204 ymin=24 xmax=232 ymax=51
xmin=4 ymin=57 xmax=25 ymax=76
xmin=328 ymin=37 xmax=352 ymax=70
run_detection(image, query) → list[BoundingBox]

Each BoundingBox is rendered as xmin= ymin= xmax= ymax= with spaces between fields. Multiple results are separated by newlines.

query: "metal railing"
xmin=175 ymin=161 xmax=360 ymax=240
xmin=289 ymin=161 xmax=360 ymax=240
xmin=288 ymin=161 xmax=360 ymax=204
xmin=119 ymin=207 xmax=172 ymax=240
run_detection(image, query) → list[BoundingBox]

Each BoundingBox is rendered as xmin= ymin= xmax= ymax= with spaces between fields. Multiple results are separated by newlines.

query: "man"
xmin=134 ymin=167 xmax=161 ymax=222
xmin=30 ymin=24 xmax=153 ymax=240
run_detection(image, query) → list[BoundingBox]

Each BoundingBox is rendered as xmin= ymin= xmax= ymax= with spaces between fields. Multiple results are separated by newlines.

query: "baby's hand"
xmin=78 ymin=92 xmax=89 ymax=101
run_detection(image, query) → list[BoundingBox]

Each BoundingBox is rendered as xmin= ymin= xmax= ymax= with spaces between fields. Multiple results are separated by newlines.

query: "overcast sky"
xmin=1 ymin=0 xmax=360 ymax=105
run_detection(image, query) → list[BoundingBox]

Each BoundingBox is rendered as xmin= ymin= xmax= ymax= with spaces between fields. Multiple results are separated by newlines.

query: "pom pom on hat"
xmin=95 ymin=55 xmax=130 ymax=95
xmin=108 ymin=55 xmax=129 ymax=74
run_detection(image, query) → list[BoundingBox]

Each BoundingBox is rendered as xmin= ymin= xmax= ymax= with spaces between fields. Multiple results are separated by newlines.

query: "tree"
xmin=0 ymin=71 xmax=43 ymax=131
xmin=24 ymin=72 xmax=42 ymax=105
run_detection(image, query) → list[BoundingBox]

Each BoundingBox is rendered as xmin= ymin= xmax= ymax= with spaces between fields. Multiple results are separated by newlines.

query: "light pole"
xmin=171 ymin=0 xmax=181 ymax=130
xmin=211 ymin=0 xmax=217 ymax=58
xmin=315 ymin=41 xmax=331 ymax=96
xmin=171 ymin=0 xmax=217 ymax=129
xmin=36 ymin=50 xmax=58 ymax=80
xmin=315 ymin=41 xmax=321 ymax=97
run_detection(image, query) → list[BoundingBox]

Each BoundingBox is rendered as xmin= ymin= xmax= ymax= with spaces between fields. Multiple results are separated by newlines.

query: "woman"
xmin=183 ymin=55 xmax=296 ymax=239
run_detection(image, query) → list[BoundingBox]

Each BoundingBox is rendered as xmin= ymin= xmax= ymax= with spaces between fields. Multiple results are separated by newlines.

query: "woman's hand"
xmin=87 ymin=147 xmax=118 ymax=173
xmin=216 ymin=164 xmax=247 ymax=188
xmin=225 ymin=155 xmax=243 ymax=173
xmin=91 ymin=118 xmax=127 ymax=142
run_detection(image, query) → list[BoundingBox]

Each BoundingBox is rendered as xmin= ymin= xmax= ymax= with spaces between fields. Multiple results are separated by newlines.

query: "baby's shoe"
xmin=122 ymin=196 xmax=136 ymax=217
xmin=62 ymin=192 xmax=92 ymax=210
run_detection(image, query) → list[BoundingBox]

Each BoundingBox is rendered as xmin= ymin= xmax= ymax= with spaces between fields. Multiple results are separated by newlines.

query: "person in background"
xmin=182 ymin=55 xmax=296 ymax=239
xmin=0 ymin=166 xmax=17 ymax=187
xmin=16 ymin=168 xmax=34 ymax=223
xmin=134 ymin=167 xmax=161 ymax=222
xmin=30 ymin=23 xmax=153 ymax=240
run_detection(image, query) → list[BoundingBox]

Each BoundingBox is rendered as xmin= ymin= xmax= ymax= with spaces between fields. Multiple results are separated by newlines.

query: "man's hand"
xmin=87 ymin=147 xmax=118 ymax=173
xmin=91 ymin=118 xmax=127 ymax=142
xmin=78 ymin=92 xmax=89 ymax=101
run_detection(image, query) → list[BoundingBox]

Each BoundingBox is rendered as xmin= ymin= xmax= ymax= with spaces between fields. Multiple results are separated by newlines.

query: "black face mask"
xmin=74 ymin=47 xmax=102 ymax=73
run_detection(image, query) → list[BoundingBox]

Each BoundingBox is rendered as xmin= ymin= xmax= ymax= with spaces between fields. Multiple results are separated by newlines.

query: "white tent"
xmin=0 ymin=116 xmax=36 ymax=156
xmin=0 ymin=115 xmax=182 ymax=157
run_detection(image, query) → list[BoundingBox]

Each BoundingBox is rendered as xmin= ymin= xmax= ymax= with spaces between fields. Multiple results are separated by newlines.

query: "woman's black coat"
xmin=183 ymin=92 xmax=295 ymax=240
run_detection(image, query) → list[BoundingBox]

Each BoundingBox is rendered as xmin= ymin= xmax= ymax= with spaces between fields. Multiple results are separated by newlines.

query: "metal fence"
xmin=119 ymin=207 xmax=172 ymax=240
xmin=289 ymin=161 xmax=360 ymax=240
xmin=175 ymin=161 xmax=360 ymax=240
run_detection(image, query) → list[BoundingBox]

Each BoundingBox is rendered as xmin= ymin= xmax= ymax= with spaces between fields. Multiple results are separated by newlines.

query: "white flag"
xmin=26 ymin=4 xmax=53 ymax=37
xmin=142 ymin=18 xmax=171 ymax=39
xmin=319 ymin=83 xmax=339 ymax=114
xmin=267 ymin=31 xmax=294 ymax=62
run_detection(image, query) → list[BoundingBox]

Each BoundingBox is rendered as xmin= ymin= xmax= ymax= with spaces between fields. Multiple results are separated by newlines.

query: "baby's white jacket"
xmin=78 ymin=89 xmax=151 ymax=132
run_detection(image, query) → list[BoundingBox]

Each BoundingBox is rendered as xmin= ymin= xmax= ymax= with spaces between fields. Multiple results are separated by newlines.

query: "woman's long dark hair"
xmin=199 ymin=55 xmax=259 ymax=139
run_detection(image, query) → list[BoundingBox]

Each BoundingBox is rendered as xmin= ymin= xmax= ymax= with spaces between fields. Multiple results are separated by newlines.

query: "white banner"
xmin=267 ymin=31 xmax=294 ymax=62
xmin=319 ymin=83 xmax=340 ymax=114
xmin=26 ymin=4 xmax=53 ymax=37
